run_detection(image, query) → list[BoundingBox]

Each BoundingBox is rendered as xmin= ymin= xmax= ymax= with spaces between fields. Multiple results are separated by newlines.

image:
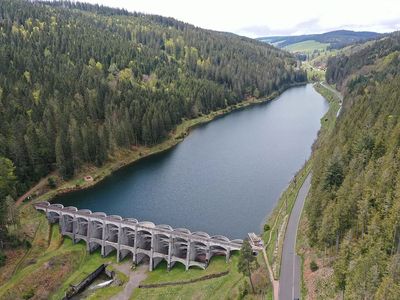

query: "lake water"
xmin=56 ymin=84 xmax=328 ymax=239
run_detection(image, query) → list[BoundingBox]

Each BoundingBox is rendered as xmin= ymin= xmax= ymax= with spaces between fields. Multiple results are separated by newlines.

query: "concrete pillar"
xmin=167 ymin=236 xmax=173 ymax=271
xmin=149 ymin=231 xmax=154 ymax=271
xmin=185 ymin=239 xmax=191 ymax=271
xmin=101 ymin=221 xmax=106 ymax=257
xmin=86 ymin=217 xmax=91 ymax=252
xmin=226 ymin=247 xmax=230 ymax=263
xmin=133 ymin=225 xmax=138 ymax=264
xmin=45 ymin=208 xmax=49 ymax=225
xmin=60 ymin=213 xmax=65 ymax=235
xmin=206 ymin=242 xmax=211 ymax=267
xmin=72 ymin=214 xmax=77 ymax=244
xmin=117 ymin=223 xmax=122 ymax=262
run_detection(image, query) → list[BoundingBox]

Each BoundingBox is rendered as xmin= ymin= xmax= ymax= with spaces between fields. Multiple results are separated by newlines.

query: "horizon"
xmin=255 ymin=29 xmax=387 ymax=39
xmin=72 ymin=0 xmax=399 ymax=38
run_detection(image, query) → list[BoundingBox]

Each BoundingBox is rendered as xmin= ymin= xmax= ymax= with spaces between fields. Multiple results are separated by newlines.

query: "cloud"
xmin=78 ymin=0 xmax=400 ymax=38
xmin=236 ymin=16 xmax=400 ymax=38
xmin=236 ymin=19 xmax=326 ymax=38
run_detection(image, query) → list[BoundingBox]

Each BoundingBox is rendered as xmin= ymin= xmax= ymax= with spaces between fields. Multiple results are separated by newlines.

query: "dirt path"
xmin=110 ymin=263 xmax=148 ymax=300
xmin=261 ymin=248 xmax=279 ymax=300
xmin=262 ymin=188 xmax=286 ymax=300
xmin=15 ymin=177 xmax=49 ymax=206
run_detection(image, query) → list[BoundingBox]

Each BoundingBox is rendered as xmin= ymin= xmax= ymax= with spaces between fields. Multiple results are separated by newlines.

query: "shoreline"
xmin=26 ymin=81 xmax=306 ymax=205
xmin=261 ymin=81 xmax=340 ymax=280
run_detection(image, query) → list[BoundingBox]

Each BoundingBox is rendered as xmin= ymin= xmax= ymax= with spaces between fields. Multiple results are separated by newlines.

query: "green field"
xmin=284 ymin=40 xmax=329 ymax=53
xmin=131 ymin=255 xmax=245 ymax=300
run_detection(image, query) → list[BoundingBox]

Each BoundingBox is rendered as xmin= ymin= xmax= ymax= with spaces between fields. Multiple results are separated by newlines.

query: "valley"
xmin=0 ymin=1 xmax=399 ymax=299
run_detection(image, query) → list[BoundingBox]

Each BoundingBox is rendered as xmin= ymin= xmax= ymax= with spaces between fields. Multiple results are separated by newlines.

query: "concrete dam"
xmin=34 ymin=202 xmax=261 ymax=271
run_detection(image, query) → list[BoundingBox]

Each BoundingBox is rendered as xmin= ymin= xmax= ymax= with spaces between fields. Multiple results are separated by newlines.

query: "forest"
xmin=306 ymin=32 xmax=400 ymax=298
xmin=325 ymin=32 xmax=400 ymax=89
xmin=0 ymin=0 xmax=306 ymax=204
xmin=258 ymin=30 xmax=381 ymax=50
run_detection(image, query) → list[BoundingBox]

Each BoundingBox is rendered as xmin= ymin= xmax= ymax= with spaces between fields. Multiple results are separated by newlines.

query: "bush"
xmin=22 ymin=288 xmax=34 ymax=299
xmin=264 ymin=224 xmax=271 ymax=232
xmin=0 ymin=250 xmax=7 ymax=267
xmin=10 ymin=238 xmax=22 ymax=248
xmin=251 ymin=268 xmax=269 ymax=293
xmin=8 ymin=234 xmax=23 ymax=248
xmin=48 ymin=176 xmax=57 ymax=188
xmin=310 ymin=260 xmax=319 ymax=272
xmin=23 ymin=239 xmax=32 ymax=249
xmin=239 ymin=280 xmax=249 ymax=299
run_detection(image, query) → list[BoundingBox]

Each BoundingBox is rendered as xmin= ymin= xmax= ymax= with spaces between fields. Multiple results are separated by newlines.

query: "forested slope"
xmin=306 ymin=32 xmax=400 ymax=298
xmin=326 ymin=33 xmax=400 ymax=89
xmin=0 ymin=0 xmax=306 ymax=194
xmin=258 ymin=30 xmax=381 ymax=50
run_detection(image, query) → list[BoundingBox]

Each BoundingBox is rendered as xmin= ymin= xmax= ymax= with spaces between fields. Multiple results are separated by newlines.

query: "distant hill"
xmin=258 ymin=30 xmax=381 ymax=51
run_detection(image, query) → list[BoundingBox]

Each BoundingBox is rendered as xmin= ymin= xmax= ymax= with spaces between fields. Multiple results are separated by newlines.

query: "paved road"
xmin=279 ymin=174 xmax=312 ymax=300
xmin=319 ymin=82 xmax=343 ymax=117
xmin=320 ymin=82 xmax=343 ymax=102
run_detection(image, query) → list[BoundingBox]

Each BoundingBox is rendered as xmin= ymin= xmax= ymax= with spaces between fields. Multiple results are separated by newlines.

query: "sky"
xmin=81 ymin=0 xmax=400 ymax=38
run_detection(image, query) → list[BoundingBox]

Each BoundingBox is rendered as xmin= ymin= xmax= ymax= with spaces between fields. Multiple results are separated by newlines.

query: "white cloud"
xmin=79 ymin=0 xmax=400 ymax=37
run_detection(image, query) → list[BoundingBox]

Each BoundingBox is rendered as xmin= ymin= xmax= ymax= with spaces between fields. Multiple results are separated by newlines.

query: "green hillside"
xmin=304 ymin=32 xmax=400 ymax=298
xmin=0 ymin=0 xmax=306 ymax=196
xmin=284 ymin=40 xmax=329 ymax=53
xmin=258 ymin=30 xmax=381 ymax=50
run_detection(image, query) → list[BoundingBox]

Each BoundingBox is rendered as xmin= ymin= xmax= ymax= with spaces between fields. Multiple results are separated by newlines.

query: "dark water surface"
xmin=56 ymin=84 xmax=328 ymax=239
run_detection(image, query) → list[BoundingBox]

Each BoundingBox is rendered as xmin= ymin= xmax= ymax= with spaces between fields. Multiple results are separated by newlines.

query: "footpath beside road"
xmin=278 ymin=174 xmax=312 ymax=300
xmin=320 ymin=82 xmax=343 ymax=117
xmin=320 ymin=81 xmax=343 ymax=102
xmin=261 ymin=248 xmax=279 ymax=300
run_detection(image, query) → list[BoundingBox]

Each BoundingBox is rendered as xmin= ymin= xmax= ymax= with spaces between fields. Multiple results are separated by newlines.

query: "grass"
xmin=257 ymin=251 xmax=274 ymax=299
xmin=0 ymin=219 xmax=82 ymax=299
xmin=42 ymin=231 xmax=129 ymax=300
xmin=313 ymin=83 xmax=341 ymax=137
xmin=1 ymin=204 xmax=247 ymax=299
xmin=131 ymin=255 xmax=245 ymax=300
xmin=299 ymin=237 xmax=308 ymax=299
xmin=54 ymin=253 xmax=129 ymax=300
xmin=0 ymin=219 xmax=127 ymax=300
xmin=302 ymin=61 xmax=325 ymax=82
xmin=141 ymin=256 xmax=229 ymax=284
xmin=284 ymin=40 xmax=329 ymax=53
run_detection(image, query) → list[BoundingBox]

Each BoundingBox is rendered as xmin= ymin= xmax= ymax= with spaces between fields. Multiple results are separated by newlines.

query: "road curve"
xmin=320 ymin=81 xmax=343 ymax=102
xmin=279 ymin=173 xmax=312 ymax=300
xmin=319 ymin=82 xmax=343 ymax=117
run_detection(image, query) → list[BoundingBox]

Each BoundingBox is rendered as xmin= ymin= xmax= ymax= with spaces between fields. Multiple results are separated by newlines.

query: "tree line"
xmin=306 ymin=32 xmax=400 ymax=298
xmin=0 ymin=0 xmax=306 ymax=201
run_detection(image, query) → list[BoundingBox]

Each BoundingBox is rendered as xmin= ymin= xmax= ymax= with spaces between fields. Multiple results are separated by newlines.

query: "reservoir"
xmin=56 ymin=84 xmax=328 ymax=239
